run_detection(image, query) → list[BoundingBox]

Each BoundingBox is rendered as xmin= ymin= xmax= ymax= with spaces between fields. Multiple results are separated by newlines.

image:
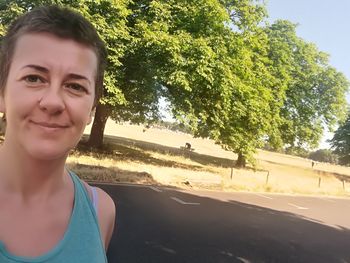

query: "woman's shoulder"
xmin=81 ymin=180 xmax=116 ymax=250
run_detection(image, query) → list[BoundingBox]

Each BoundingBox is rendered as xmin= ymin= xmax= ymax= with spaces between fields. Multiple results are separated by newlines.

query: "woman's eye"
xmin=65 ymin=83 xmax=87 ymax=93
xmin=24 ymin=75 xmax=44 ymax=84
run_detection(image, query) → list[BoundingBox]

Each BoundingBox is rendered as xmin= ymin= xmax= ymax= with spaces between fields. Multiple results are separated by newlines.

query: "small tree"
xmin=330 ymin=114 xmax=350 ymax=165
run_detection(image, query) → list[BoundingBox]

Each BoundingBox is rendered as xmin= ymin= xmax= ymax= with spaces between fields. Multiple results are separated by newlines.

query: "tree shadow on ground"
xmin=262 ymin=158 xmax=350 ymax=183
xmin=261 ymin=159 xmax=310 ymax=169
xmin=104 ymin=135 xmax=237 ymax=168
xmin=66 ymin=162 xmax=161 ymax=185
xmin=315 ymin=169 xmax=350 ymax=183
xmin=77 ymin=139 xmax=205 ymax=171
xmin=100 ymin=183 xmax=350 ymax=263
xmin=79 ymin=134 xmax=239 ymax=170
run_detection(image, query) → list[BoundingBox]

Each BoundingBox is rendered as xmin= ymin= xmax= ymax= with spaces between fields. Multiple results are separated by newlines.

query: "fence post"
xmin=343 ymin=180 xmax=345 ymax=190
xmin=230 ymin=167 xmax=233 ymax=179
xmin=266 ymin=171 xmax=270 ymax=185
xmin=318 ymin=177 xmax=321 ymax=188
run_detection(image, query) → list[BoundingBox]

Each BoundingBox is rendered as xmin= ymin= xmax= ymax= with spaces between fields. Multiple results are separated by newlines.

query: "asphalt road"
xmin=93 ymin=183 xmax=350 ymax=263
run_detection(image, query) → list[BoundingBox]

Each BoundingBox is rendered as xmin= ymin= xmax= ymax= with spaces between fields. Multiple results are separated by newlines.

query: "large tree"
xmin=187 ymin=22 xmax=282 ymax=167
xmin=265 ymin=20 xmax=349 ymax=152
xmin=126 ymin=0 xmax=279 ymax=167
xmin=87 ymin=0 xmax=277 ymax=167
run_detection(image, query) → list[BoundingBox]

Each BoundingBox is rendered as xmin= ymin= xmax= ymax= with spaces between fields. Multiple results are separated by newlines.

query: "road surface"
xmin=93 ymin=183 xmax=350 ymax=263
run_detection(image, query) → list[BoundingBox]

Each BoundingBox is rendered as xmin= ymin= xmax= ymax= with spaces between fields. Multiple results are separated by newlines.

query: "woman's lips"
xmin=30 ymin=120 xmax=69 ymax=129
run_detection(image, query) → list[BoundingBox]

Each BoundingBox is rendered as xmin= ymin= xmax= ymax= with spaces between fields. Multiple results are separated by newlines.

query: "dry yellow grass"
xmin=65 ymin=119 xmax=350 ymax=196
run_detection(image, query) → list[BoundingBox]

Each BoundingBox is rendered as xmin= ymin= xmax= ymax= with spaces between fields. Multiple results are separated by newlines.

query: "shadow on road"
xmin=97 ymin=183 xmax=350 ymax=263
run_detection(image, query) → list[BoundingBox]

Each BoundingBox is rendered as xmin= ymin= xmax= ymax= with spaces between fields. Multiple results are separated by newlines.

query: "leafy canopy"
xmin=1 ymin=1 xmax=348 ymax=167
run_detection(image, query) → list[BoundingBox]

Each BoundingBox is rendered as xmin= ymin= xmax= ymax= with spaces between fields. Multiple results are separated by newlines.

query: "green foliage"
xmin=220 ymin=0 xmax=267 ymax=31
xmin=1 ymin=0 xmax=348 ymax=168
xmin=308 ymin=149 xmax=338 ymax=164
xmin=117 ymin=0 xmax=234 ymax=125
xmin=130 ymin=0 xmax=276 ymax=167
xmin=330 ymin=113 xmax=350 ymax=165
xmin=265 ymin=20 xmax=349 ymax=151
xmin=284 ymin=146 xmax=310 ymax=158
xmin=153 ymin=120 xmax=193 ymax=134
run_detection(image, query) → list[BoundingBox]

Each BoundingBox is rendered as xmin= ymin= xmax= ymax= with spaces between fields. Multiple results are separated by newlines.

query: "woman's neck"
xmin=0 ymin=143 xmax=69 ymax=198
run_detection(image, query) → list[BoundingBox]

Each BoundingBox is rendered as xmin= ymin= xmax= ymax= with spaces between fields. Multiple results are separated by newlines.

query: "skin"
xmin=0 ymin=33 xmax=115 ymax=257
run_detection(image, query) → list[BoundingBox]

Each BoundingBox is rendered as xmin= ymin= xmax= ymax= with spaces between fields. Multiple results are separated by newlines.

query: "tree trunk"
xmin=87 ymin=103 xmax=111 ymax=148
xmin=236 ymin=151 xmax=246 ymax=168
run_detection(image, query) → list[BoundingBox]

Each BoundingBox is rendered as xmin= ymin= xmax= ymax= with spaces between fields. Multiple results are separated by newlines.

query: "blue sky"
xmin=266 ymin=0 xmax=350 ymax=148
xmin=267 ymin=0 xmax=350 ymax=83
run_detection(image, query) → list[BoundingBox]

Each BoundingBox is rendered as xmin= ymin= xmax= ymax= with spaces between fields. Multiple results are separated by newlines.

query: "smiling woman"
xmin=0 ymin=6 xmax=115 ymax=263
xmin=3 ymin=33 xmax=97 ymax=159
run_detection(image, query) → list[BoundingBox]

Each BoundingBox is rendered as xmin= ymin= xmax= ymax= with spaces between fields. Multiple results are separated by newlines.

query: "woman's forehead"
xmin=12 ymin=32 xmax=98 ymax=78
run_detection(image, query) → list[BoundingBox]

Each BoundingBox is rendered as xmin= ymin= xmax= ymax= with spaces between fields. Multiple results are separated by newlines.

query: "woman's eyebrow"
xmin=21 ymin=64 xmax=48 ymax=73
xmin=67 ymin=73 xmax=91 ymax=85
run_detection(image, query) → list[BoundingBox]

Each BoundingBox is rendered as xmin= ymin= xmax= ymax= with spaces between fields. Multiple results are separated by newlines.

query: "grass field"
xmin=65 ymin=119 xmax=350 ymax=197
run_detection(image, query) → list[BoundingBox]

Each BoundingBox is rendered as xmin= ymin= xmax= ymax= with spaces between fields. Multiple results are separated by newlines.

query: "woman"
xmin=0 ymin=5 xmax=115 ymax=262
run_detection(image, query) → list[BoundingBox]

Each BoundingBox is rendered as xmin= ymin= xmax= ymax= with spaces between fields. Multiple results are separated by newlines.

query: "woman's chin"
xmin=25 ymin=145 xmax=71 ymax=161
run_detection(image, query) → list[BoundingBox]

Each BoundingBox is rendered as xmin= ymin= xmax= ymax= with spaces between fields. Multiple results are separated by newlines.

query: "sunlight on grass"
xmin=65 ymin=121 xmax=350 ymax=196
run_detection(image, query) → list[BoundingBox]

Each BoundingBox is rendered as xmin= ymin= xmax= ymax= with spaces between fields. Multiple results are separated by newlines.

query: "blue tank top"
xmin=0 ymin=171 xmax=107 ymax=262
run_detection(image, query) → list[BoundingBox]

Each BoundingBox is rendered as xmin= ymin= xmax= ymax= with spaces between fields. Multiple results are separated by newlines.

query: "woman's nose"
xmin=38 ymin=85 xmax=65 ymax=115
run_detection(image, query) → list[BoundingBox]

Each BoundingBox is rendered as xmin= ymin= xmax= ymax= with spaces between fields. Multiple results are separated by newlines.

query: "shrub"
xmin=309 ymin=149 xmax=338 ymax=164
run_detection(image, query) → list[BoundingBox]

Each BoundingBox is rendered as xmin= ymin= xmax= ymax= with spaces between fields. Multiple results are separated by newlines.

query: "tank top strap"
xmin=91 ymin=186 xmax=99 ymax=213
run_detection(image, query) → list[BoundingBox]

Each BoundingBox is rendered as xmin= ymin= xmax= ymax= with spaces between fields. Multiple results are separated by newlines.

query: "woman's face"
xmin=0 ymin=32 xmax=97 ymax=160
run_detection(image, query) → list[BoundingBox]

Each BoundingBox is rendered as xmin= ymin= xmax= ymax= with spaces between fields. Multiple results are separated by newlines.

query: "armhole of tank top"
xmin=80 ymin=179 xmax=98 ymax=214
xmin=90 ymin=186 xmax=99 ymax=214
xmin=67 ymin=169 xmax=99 ymax=215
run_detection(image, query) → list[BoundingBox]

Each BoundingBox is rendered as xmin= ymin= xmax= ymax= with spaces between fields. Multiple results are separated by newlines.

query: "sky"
xmin=266 ymin=0 xmax=350 ymax=148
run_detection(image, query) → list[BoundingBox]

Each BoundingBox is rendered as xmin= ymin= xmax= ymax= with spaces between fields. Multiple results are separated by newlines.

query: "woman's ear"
xmin=0 ymin=95 xmax=5 ymax=114
xmin=87 ymin=107 xmax=95 ymax=125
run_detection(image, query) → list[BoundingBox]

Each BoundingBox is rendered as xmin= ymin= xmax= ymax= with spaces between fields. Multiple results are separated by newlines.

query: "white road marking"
xmin=236 ymin=257 xmax=251 ymax=263
xmin=288 ymin=203 xmax=309 ymax=210
xmin=254 ymin=193 xmax=273 ymax=200
xmin=149 ymin=186 xmax=163 ymax=192
xmin=319 ymin=197 xmax=336 ymax=203
xmin=171 ymin=197 xmax=200 ymax=205
xmin=145 ymin=241 xmax=176 ymax=254
xmin=220 ymin=251 xmax=233 ymax=257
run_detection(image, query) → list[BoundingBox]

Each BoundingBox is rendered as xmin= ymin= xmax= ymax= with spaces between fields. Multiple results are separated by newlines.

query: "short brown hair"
xmin=0 ymin=5 xmax=107 ymax=106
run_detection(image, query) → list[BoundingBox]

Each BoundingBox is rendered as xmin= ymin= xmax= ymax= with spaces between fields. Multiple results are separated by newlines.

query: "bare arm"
xmin=96 ymin=188 xmax=116 ymax=249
